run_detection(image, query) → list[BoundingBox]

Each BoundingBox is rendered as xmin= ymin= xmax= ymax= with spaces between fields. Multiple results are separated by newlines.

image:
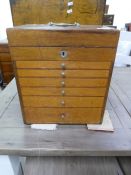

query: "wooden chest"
xmin=7 ymin=25 xmax=119 ymax=124
xmin=9 ymin=0 xmax=106 ymax=25
xmin=0 ymin=39 xmax=14 ymax=85
xmin=5 ymin=0 xmax=106 ymax=85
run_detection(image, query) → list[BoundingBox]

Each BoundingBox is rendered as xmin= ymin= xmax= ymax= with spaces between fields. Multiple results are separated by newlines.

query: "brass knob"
xmin=61 ymin=113 xmax=65 ymax=119
xmin=61 ymin=90 xmax=65 ymax=96
xmin=61 ymin=81 xmax=65 ymax=87
xmin=61 ymin=72 xmax=65 ymax=78
xmin=61 ymin=100 xmax=65 ymax=106
xmin=61 ymin=63 xmax=66 ymax=69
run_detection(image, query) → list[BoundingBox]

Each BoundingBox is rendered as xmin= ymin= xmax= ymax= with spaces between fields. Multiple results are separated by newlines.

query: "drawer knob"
xmin=60 ymin=51 xmax=68 ymax=58
xmin=61 ymin=63 xmax=66 ymax=69
xmin=61 ymin=81 xmax=65 ymax=87
xmin=61 ymin=113 xmax=65 ymax=119
xmin=61 ymin=90 xmax=65 ymax=96
xmin=61 ymin=72 xmax=65 ymax=78
xmin=61 ymin=100 xmax=65 ymax=106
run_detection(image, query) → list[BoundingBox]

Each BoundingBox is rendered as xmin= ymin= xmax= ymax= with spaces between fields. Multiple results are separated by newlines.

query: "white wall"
xmin=0 ymin=0 xmax=13 ymax=40
xmin=107 ymin=0 xmax=131 ymax=29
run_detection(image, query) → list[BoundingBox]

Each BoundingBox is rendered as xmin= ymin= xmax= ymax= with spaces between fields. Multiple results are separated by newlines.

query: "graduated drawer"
xmin=17 ymin=69 xmax=109 ymax=78
xmin=21 ymin=87 xmax=106 ymax=97
xmin=24 ymin=107 xmax=103 ymax=124
xmin=22 ymin=96 xmax=104 ymax=108
xmin=16 ymin=61 xmax=111 ymax=70
xmin=10 ymin=47 xmax=116 ymax=61
xmin=19 ymin=78 xmax=108 ymax=87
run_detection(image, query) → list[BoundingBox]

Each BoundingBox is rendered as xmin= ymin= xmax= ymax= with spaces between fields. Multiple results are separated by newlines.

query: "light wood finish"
xmin=9 ymin=0 xmax=106 ymax=26
xmin=7 ymin=26 xmax=119 ymax=47
xmin=10 ymin=47 xmax=116 ymax=61
xmin=7 ymin=25 xmax=119 ymax=124
xmin=16 ymin=61 xmax=111 ymax=70
xmin=19 ymin=78 xmax=108 ymax=87
xmin=23 ymin=96 xmax=104 ymax=108
xmin=21 ymin=87 xmax=106 ymax=96
xmin=24 ymin=107 xmax=102 ymax=124
xmin=17 ymin=69 xmax=109 ymax=78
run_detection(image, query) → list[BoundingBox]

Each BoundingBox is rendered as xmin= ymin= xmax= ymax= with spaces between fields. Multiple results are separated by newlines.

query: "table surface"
xmin=0 ymin=68 xmax=131 ymax=157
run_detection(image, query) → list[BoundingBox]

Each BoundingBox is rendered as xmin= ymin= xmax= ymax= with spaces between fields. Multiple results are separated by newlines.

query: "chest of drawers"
xmin=7 ymin=25 xmax=119 ymax=124
xmin=0 ymin=39 xmax=14 ymax=85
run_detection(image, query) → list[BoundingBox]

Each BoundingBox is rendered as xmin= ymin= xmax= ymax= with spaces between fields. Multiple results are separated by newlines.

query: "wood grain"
xmin=10 ymin=0 xmax=106 ymax=25
xmin=22 ymin=96 xmax=104 ymax=108
xmin=7 ymin=25 xmax=119 ymax=124
xmin=16 ymin=61 xmax=111 ymax=70
xmin=19 ymin=78 xmax=108 ymax=87
xmin=24 ymin=107 xmax=103 ymax=124
xmin=10 ymin=47 xmax=116 ymax=61
xmin=21 ymin=87 xmax=106 ymax=96
xmin=17 ymin=69 xmax=109 ymax=78
xmin=7 ymin=26 xmax=119 ymax=47
xmin=24 ymin=157 xmax=123 ymax=175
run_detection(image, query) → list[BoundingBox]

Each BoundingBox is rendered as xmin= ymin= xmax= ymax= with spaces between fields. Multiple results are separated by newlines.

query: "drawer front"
xmin=10 ymin=47 xmax=116 ymax=61
xmin=17 ymin=69 xmax=109 ymax=78
xmin=21 ymin=87 xmax=106 ymax=97
xmin=24 ymin=107 xmax=103 ymax=124
xmin=7 ymin=29 xmax=119 ymax=47
xmin=16 ymin=61 xmax=111 ymax=70
xmin=22 ymin=96 xmax=104 ymax=108
xmin=19 ymin=78 xmax=108 ymax=87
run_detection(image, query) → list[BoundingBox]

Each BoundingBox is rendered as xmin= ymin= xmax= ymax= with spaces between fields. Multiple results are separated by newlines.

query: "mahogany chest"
xmin=0 ymin=39 xmax=14 ymax=85
xmin=7 ymin=25 xmax=119 ymax=124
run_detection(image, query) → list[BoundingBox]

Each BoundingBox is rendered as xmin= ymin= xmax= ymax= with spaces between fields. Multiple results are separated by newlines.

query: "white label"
xmin=68 ymin=1 xmax=73 ymax=6
xmin=67 ymin=9 xmax=73 ymax=14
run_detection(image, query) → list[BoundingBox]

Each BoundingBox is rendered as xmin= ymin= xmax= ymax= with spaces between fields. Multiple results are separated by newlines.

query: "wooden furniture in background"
xmin=7 ymin=25 xmax=119 ymax=124
xmin=0 ymin=39 xmax=14 ymax=85
xmin=9 ymin=0 xmax=106 ymax=26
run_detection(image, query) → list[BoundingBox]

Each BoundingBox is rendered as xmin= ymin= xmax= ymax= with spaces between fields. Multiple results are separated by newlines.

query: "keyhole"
xmin=60 ymin=51 xmax=68 ymax=58
xmin=62 ymin=51 xmax=65 ymax=57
